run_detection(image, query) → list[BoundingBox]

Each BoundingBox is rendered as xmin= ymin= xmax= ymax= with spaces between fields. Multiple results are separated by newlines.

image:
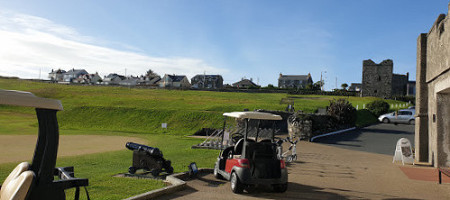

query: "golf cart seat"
xmin=0 ymin=90 xmax=89 ymax=200
xmin=0 ymin=162 xmax=34 ymax=200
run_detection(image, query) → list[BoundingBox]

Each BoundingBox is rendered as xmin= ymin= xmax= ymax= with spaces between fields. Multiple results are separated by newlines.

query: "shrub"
xmin=366 ymin=100 xmax=390 ymax=116
xmin=327 ymin=98 xmax=357 ymax=126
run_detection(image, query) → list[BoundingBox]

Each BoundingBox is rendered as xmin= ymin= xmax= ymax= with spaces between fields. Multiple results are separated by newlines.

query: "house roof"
xmin=167 ymin=75 xmax=186 ymax=82
xmin=65 ymin=69 xmax=87 ymax=75
xmin=105 ymin=73 xmax=125 ymax=80
xmin=192 ymin=74 xmax=223 ymax=79
xmin=232 ymin=79 xmax=258 ymax=87
xmin=279 ymin=74 xmax=311 ymax=81
xmin=49 ymin=69 xmax=66 ymax=74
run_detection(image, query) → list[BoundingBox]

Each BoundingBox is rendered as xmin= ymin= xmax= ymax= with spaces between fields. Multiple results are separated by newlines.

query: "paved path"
xmin=156 ymin=140 xmax=450 ymax=200
xmin=314 ymin=123 xmax=415 ymax=155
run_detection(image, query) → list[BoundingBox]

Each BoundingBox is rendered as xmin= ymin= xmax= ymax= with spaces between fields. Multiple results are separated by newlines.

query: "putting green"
xmin=0 ymin=135 xmax=146 ymax=164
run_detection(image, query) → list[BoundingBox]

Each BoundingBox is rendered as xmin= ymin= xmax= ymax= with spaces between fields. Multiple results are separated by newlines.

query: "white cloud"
xmin=0 ymin=11 xmax=227 ymax=79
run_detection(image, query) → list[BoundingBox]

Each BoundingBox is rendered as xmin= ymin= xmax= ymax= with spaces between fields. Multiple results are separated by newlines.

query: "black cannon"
xmin=125 ymin=142 xmax=174 ymax=176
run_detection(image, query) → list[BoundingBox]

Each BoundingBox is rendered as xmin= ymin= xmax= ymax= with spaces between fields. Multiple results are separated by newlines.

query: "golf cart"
xmin=213 ymin=111 xmax=288 ymax=193
xmin=0 ymin=90 xmax=89 ymax=200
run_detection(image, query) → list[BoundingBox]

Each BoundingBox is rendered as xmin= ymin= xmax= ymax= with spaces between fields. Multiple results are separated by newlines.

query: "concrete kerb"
xmin=124 ymin=168 xmax=213 ymax=200
xmin=310 ymin=127 xmax=356 ymax=142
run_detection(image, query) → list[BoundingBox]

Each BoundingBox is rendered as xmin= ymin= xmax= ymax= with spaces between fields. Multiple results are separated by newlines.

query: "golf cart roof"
xmin=223 ymin=111 xmax=282 ymax=120
xmin=0 ymin=89 xmax=63 ymax=111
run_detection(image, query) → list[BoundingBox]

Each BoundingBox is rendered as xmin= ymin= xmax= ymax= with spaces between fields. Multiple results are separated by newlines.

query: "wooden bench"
xmin=438 ymin=168 xmax=450 ymax=184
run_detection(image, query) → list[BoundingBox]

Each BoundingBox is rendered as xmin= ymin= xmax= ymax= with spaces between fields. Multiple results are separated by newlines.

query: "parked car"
xmin=378 ymin=109 xmax=415 ymax=125
xmin=213 ymin=111 xmax=288 ymax=193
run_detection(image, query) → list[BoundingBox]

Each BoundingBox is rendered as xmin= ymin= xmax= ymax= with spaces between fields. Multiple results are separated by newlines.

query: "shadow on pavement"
xmin=241 ymin=182 xmax=351 ymax=199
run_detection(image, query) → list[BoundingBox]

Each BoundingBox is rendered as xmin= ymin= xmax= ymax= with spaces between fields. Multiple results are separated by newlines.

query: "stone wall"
xmin=392 ymin=73 xmax=409 ymax=96
xmin=361 ymin=59 xmax=393 ymax=98
xmin=416 ymin=5 xmax=450 ymax=167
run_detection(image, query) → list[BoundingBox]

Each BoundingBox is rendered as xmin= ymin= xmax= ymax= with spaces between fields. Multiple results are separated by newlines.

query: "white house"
xmin=159 ymin=74 xmax=191 ymax=88
xmin=63 ymin=69 xmax=88 ymax=83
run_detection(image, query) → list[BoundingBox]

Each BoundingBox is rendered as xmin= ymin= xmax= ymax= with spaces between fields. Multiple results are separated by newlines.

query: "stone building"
xmin=361 ymin=59 xmax=410 ymax=98
xmin=191 ymin=75 xmax=224 ymax=89
xmin=416 ymin=5 xmax=450 ymax=167
xmin=278 ymin=73 xmax=313 ymax=89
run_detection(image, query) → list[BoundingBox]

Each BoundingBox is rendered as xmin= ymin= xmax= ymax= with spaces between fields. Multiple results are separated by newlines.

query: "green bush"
xmin=327 ymin=98 xmax=357 ymax=126
xmin=366 ymin=100 xmax=390 ymax=116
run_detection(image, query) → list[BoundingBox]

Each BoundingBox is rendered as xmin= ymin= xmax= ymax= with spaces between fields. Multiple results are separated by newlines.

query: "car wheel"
xmin=409 ymin=119 xmax=415 ymax=125
xmin=382 ymin=118 xmax=390 ymax=123
xmin=273 ymin=183 xmax=288 ymax=193
xmin=213 ymin=162 xmax=223 ymax=179
xmin=231 ymin=172 xmax=244 ymax=193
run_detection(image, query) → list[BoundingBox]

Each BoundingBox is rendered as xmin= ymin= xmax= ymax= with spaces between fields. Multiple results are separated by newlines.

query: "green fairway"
xmin=0 ymin=78 xmax=411 ymax=199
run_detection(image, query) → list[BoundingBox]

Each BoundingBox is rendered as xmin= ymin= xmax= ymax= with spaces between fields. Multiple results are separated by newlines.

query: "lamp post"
xmin=320 ymin=71 xmax=327 ymax=91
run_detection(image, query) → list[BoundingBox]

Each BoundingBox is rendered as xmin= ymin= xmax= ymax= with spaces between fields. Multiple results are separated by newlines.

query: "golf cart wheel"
xmin=230 ymin=172 xmax=244 ymax=193
xmin=409 ymin=119 xmax=415 ymax=125
xmin=214 ymin=162 xmax=223 ymax=179
xmin=128 ymin=167 xmax=136 ymax=174
xmin=382 ymin=118 xmax=390 ymax=123
xmin=273 ymin=183 xmax=288 ymax=193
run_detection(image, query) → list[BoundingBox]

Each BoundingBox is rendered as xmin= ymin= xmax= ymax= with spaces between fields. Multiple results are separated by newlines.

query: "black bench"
xmin=438 ymin=168 xmax=450 ymax=184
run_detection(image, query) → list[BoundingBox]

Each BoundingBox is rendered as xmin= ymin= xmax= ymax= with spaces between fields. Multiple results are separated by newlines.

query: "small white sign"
xmin=162 ymin=123 xmax=167 ymax=129
xmin=393 ymin=138 xmax=414 ymax=165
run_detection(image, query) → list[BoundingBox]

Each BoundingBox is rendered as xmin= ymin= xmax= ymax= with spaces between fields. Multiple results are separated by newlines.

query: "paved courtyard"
xmin=156 ymin=138 xmax=450 ymax=199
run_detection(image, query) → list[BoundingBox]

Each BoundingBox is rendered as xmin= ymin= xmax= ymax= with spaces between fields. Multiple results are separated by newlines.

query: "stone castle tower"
xmin=361 ymin=59 xmax=394 ymax=98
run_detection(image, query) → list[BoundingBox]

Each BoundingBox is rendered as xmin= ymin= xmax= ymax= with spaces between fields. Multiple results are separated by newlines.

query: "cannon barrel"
xmin=126 ymin=142 xmax=162 ymax=157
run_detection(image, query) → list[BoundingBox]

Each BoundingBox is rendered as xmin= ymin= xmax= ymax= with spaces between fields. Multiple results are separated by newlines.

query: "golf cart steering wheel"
xmin=231 ymin=133 xmax=244 ymax=144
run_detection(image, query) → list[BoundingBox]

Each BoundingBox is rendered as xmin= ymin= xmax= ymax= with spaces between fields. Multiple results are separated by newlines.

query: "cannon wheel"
xmin=166 ymin=166 xmax=174 ymax=174
xmin=128 ymin=167 xmax=136 ymax=174
xmin=151 ymin=169 xmax=161 ymax=177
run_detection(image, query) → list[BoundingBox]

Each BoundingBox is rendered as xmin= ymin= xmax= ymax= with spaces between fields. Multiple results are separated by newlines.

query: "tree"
xmin=366 ymin=100 xmax=390 ymax=116
xmin=327 ymin=98 xmax=357 ymax=125
xmin=146 ymin=69 xmax=158 ymax=77
xmin=341 ymin=83 xmax=348 ymax=90
xmin=313 ymin=81 xmax=323 ymax=90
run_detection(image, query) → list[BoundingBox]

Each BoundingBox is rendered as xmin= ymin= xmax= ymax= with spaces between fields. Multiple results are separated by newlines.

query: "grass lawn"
xmin=0 ymin=78 xmax=411 ymax=199
xmin=0 ymin=111 xmax=217 ymax=199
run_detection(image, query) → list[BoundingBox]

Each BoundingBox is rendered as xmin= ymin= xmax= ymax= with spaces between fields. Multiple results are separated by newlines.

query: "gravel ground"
xmin=0 ymin=135 xmax=146 ymax=164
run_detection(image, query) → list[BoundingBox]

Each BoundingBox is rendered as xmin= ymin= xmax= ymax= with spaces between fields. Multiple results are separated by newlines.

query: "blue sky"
xmin=0 ymin=0 xmax=449 ymax=90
